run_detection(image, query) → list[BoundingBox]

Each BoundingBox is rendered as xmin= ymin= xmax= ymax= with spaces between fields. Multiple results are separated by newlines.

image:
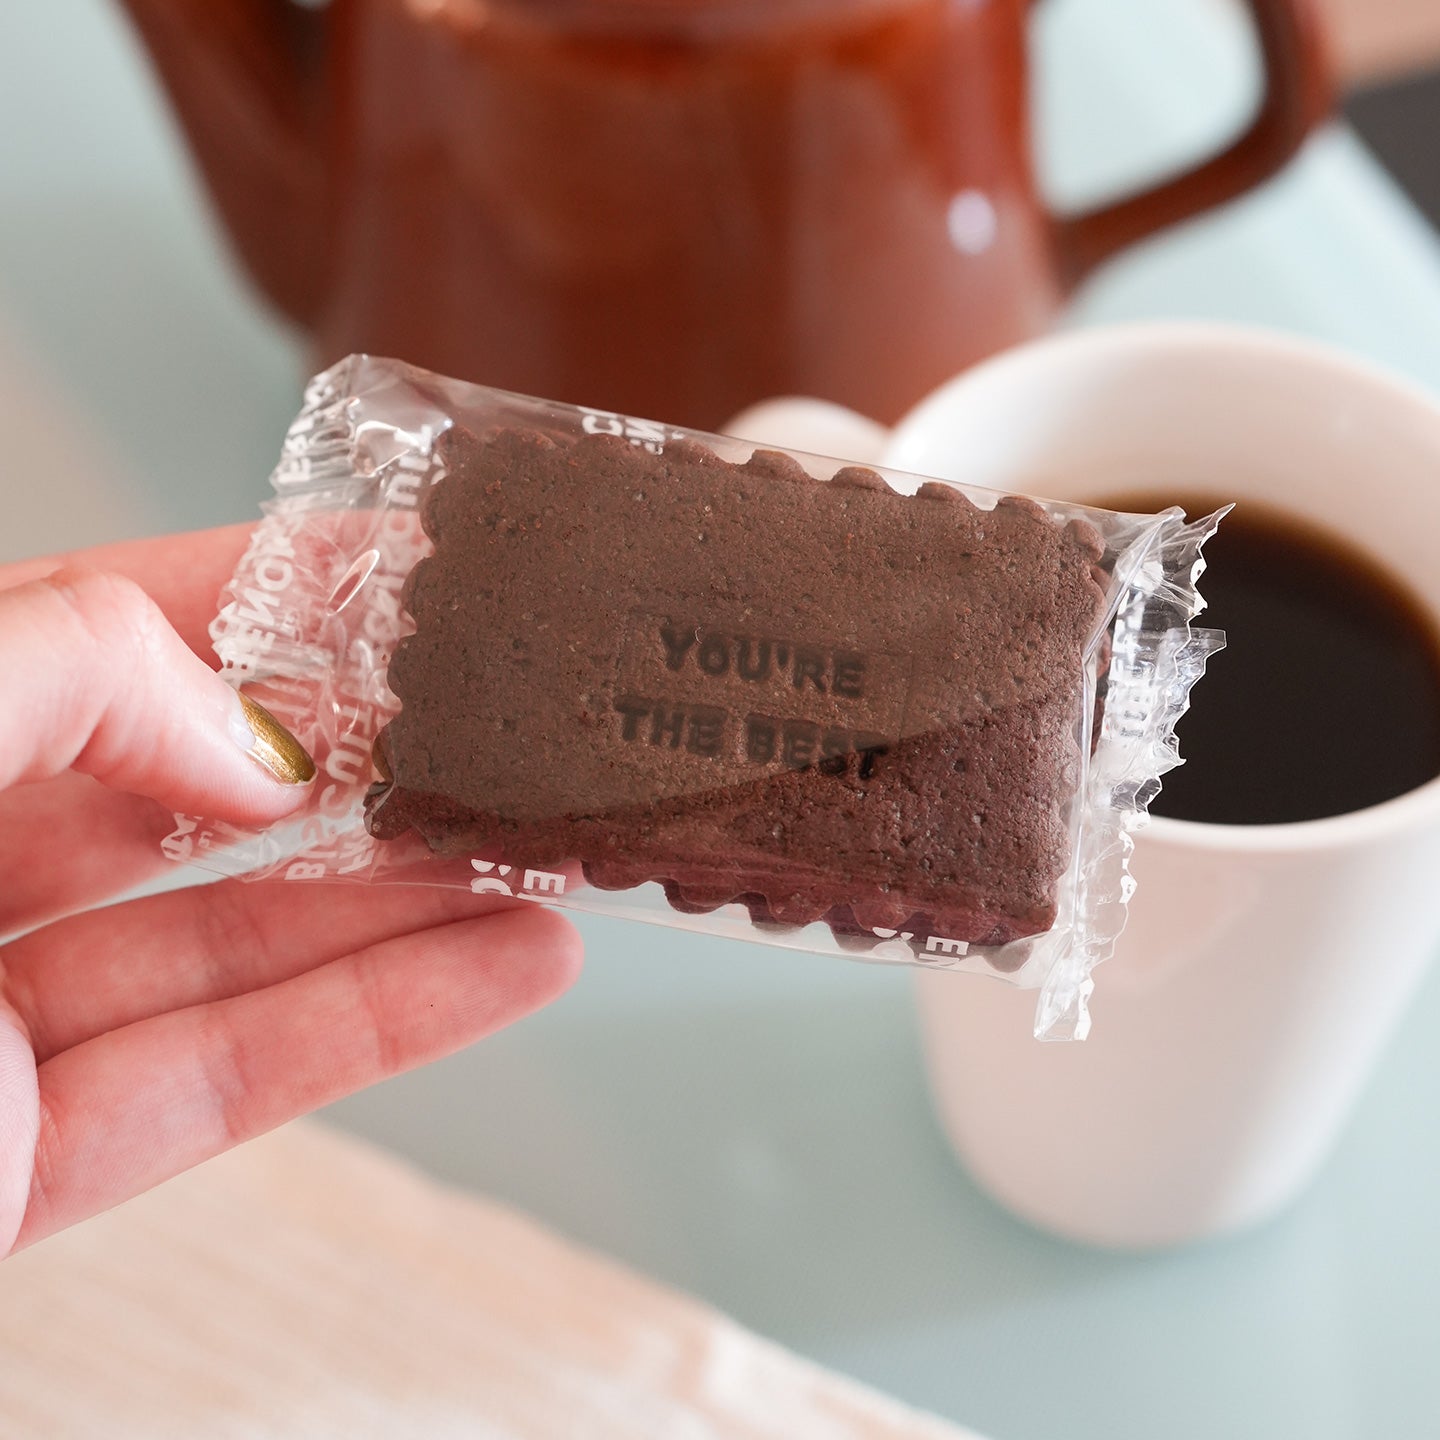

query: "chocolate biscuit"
xmin=366 ymin=427 xmax=1107 ymax=951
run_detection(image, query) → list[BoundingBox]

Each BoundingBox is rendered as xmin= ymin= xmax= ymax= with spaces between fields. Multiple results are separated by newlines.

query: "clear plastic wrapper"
xmin=167 ymin=356 xmax=1222 ymax=1039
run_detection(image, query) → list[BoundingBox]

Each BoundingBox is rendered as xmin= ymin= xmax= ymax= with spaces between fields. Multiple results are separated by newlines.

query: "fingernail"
xmin=232 ymin=692 xmax=316 ymax=785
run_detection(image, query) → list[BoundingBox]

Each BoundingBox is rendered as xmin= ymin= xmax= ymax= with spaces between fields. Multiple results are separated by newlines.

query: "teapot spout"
xmin=117 ymin=0 xmax=328 ymax=327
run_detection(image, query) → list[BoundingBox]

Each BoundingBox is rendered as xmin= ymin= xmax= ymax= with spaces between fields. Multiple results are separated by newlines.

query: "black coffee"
xmin=1095 ymin=494 xmax=1440 ymax=825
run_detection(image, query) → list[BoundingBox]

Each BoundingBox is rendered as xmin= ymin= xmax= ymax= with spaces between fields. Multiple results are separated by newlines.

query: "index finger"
xmin=0 ymin=525 xmax=255 ymax=660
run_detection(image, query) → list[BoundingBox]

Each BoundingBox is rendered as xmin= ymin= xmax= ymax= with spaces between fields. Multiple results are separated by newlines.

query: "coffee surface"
xmin=1096 ymin=494 xmax=1440 ymax=825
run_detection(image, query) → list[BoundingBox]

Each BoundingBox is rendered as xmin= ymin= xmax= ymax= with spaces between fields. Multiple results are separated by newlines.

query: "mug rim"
xmin=886 ymin=320 xmax=1440 ymax=854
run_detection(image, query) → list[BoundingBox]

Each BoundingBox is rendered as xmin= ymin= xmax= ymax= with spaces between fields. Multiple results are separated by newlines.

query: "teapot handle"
xmin=1050 ymin=0 xmax=1333 ymax=288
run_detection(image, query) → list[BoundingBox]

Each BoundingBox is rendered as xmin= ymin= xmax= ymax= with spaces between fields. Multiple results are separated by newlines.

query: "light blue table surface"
xmin=4 ymin=3 xmax=1440 ymax=1437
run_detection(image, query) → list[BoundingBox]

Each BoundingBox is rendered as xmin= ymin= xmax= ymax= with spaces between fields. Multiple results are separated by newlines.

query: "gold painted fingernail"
xmin=237 ymin=693 xmax=316 ymax=785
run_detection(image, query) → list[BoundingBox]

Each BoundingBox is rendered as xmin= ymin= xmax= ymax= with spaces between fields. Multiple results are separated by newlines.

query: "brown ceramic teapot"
xmin=119 ymin=0 xmax=1330 ymax=428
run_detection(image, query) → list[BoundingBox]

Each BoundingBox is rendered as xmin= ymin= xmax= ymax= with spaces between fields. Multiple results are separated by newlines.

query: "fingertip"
xmin=233 ymin=693 xmax=317 ymax=788
xmin=525 ymin=905 xmax=586 ymax=1002
xmin=183 ymin=686 xmax=317 ymax=827
xmin=4 ymin=565 xmax=317 ymax=826
xmin=482 ymin=903 xmax=585 ymax=1012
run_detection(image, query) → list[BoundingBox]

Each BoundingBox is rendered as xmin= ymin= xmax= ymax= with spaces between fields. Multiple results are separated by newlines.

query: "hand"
xmin=0 ymin=528 xmax=582 ymax=1257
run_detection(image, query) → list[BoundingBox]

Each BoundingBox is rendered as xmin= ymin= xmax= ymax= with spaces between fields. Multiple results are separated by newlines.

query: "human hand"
xmin=0 ymin=528 xmax=582 ymax=1257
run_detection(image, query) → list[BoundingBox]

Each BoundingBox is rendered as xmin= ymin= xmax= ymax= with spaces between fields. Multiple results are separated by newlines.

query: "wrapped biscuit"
xmin=169 ymin=356 xmax=1222 ymax=1038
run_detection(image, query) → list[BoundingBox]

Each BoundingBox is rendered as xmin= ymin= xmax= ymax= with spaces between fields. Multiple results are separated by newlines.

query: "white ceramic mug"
xmin=869 ymin=323 xmax=1440 ymax=1249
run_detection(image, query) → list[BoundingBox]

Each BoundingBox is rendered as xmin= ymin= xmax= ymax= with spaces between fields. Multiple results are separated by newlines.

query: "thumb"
xmin=1 ymin=567 xmax=314 ymax=823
